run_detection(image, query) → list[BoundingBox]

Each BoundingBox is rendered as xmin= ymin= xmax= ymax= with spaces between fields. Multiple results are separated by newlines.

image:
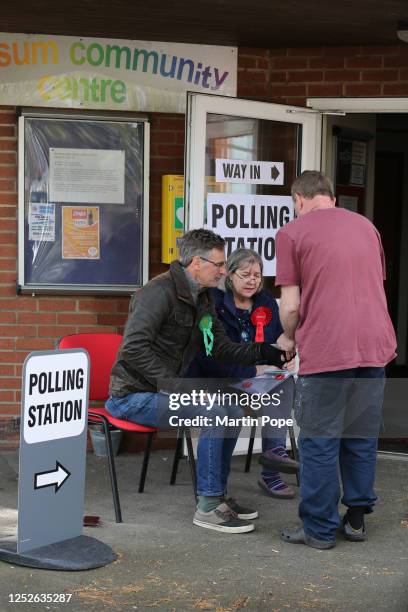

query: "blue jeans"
xmin=295 ymin=367 xmax=385 ymax=542
xmin=106 ymin=392 xmax=243 ymax=497
xmin=261 ymin=377 xmax=294 ymax=478
xmin=106 ymin=378 xmax=295 ymax=497
xmin=198 ymin=377 xmax=295 ymax=493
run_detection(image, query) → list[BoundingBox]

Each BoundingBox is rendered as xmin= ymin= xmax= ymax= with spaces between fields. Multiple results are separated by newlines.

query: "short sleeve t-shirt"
xmin=275 ymin=207 xmax=397 ymax=375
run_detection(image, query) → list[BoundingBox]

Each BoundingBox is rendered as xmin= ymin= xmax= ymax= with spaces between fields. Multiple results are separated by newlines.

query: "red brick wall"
xmin=1 ymin=43 xmax=408 ymax=442
xmin=0 ymin=109 xmax=185 ymax=442
xmin=149 ymin=113 xmax=185 ymax=277
xmin=238 ymin=45 xmax=408 ymax=105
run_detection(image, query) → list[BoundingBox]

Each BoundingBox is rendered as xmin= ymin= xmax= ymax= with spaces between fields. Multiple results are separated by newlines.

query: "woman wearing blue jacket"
xmin=189 ymin=248 xmax=298 ymax=499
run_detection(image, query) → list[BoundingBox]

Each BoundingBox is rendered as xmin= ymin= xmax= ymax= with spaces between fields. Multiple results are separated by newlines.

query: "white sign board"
xmin=49 ymin=148 xmax=125 ymax=204
xmin=215 ymin=158 xmax=284 ymax=185
xmin=206 ymin=193 xmax=294 ymax=276
xmin=18 ymin=349 xmax=89 ymax=554
xmin=23 ymin=351 xmax=88 ymax=444
xmin=0 ymin=33 xmax=237 ymax=112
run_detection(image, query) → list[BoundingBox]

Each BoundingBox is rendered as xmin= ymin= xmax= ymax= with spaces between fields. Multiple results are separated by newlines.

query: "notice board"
xmin=18 ymin=112 xmax=149 ymax=294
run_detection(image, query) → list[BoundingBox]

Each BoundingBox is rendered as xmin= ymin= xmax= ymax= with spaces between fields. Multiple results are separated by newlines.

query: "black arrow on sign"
xmin=271 ymin=165 xmax=280 ymax=181
xmin=34 ymin=461 xmax=71 ymax=493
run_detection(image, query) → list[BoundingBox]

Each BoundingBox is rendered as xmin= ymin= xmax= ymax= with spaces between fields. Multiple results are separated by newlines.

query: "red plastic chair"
xmin=57 ymin=333 xmax=158 ymax=523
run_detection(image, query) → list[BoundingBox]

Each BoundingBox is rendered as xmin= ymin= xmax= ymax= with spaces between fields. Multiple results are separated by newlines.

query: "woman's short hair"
xmin=224 ymin=248 xmax=263 ymax=293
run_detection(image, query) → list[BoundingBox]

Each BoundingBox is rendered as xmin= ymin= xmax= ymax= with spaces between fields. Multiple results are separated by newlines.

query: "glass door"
xmin=185 ymin=93 xmax=321 ymax=280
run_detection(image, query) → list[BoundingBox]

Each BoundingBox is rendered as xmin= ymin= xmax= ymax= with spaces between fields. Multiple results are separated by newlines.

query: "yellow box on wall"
xmin=162 ymin=175 xmax=184 ymax=263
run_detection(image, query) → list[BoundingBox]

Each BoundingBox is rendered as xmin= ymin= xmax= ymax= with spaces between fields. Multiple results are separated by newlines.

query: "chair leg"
xmin=288 ymin=424 xmax=300 ymax=486
xmin=184 ymin=427 xmax=197 ymax=500
xmin=138 ymin=432 xmax=154 ymax=493
xmin=100 ymin=418 xmax=122 ymax=523
xmin=170 ymin=428 xmax=184 ymax=485
xmin=245 ymin=424 xmax=257 ymax=473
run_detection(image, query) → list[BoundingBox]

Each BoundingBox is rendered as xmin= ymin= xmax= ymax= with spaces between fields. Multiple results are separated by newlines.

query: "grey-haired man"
xmin=107 ymin=229 xmax=292 ymax=533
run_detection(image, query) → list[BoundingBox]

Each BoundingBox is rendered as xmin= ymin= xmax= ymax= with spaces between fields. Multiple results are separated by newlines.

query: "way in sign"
xmin=215 ymin=158 xmax=284 ymax=185
xmin=222 ymin=162 xmax=260 ymax=180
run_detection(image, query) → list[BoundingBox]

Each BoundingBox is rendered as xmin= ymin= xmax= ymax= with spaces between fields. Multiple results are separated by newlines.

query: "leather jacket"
xmin=109 ymin=261 xmax=265 ymax=396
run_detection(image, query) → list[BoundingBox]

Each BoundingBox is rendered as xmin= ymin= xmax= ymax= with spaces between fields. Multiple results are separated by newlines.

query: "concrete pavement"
xmin=0 ymin=449 xmax=407 ymax=611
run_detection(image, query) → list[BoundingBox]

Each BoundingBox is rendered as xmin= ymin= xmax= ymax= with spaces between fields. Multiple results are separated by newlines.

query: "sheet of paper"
xmin=230 ymin=371 xmax=294 ymax=394
xmin=49 ymin=148 xmax=125 ymax=204
xmin=28 ymin=202 xmax=55 ymax=242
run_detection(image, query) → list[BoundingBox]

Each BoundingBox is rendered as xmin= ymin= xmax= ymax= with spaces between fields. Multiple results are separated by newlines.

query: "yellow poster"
xmin=62 ymin=206 xmax=100 ymax=259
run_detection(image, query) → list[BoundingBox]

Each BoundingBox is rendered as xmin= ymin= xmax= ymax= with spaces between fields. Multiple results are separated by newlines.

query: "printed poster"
xmin=62 ymin=206 xmax=100 ymax=259
xmin=206 ymin=193 xmax=294 ymax=276
xmin=28 ymin=202 xmax=55 ymax=242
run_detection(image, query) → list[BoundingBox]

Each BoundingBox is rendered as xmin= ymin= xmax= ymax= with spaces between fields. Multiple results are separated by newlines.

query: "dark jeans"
xmin=295 ymin=367 xmax=385 ymax=542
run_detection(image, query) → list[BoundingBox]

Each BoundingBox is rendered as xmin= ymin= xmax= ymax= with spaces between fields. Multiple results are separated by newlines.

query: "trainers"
xmin=258 ymin=476 xmax=295 ymax=499
xmin=223 ymin=496 xmax=259 ymax=520
xmin=258 ymin=449 xmax=300 ymax=474
xmin=193 ymin=502 xmax=255 ymax=533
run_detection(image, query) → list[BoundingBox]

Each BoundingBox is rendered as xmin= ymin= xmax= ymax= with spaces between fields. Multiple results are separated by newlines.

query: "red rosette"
xmin=251 ymin=306 xmax=272 ymax=342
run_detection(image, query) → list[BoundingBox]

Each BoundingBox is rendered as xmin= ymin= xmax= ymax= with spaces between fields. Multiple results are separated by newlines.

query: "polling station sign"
xmin=206 ymin=193 xmax=294 ymax=276
xmin=18 ymin=350 xmax=89 ymax=554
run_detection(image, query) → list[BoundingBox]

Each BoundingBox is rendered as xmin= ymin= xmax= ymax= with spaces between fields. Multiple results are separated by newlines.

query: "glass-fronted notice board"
xmin=18 ymin=111 xmax=149 ymax=294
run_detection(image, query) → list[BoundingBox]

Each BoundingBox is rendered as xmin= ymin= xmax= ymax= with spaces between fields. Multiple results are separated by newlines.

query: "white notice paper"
xmin=49 ymin=148 xmax=125 ymax=204
xmin=351 ymin=141 xmax=366 ymax=165
xmin=28 ymin=203 xmax=55 ymax=242
xmin=350 ymin=164 xmax=365 ymax=186
xmin=206 ymin=193 xmax=294 ymax=276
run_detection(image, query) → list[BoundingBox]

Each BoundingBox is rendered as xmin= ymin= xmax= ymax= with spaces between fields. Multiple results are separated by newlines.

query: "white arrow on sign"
xmin=34 ymin=461 xmax=71 ymax=493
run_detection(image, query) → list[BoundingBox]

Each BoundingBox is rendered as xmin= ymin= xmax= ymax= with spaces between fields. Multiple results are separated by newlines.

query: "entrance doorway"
xmin=374 ymin=114 xmax=408 ymax=378
xmin=322 ymin=110 xmax=408 ymax=454
xmin=323 ymin=111 xmax=408 ymax=377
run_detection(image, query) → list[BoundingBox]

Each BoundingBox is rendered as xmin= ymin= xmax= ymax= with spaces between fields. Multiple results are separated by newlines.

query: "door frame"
xmin=185 ymin=92 xmax=322 ymax=229
xmin=308 ymin=96 xmax=408 ymax=371
xmin=307 ymin=97 xmax=408 ymax=112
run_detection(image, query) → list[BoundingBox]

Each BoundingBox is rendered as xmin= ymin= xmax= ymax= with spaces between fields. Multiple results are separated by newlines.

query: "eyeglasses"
xmin=234 ymin=271 xmax=262 ymax=282
xmin=199 ymin=256 xmax=226 ymax=269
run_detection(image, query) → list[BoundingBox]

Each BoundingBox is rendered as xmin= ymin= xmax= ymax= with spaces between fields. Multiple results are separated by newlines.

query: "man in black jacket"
xmin=107 ymin=229 xmax=290 ymax=533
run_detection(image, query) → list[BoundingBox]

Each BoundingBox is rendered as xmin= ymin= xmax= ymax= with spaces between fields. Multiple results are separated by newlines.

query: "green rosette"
xmin=199 ymin=314 xmax=214 ymax=356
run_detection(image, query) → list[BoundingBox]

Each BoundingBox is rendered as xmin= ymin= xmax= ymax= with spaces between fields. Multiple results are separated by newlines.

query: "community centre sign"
xmin=0 ymin=33 xmax=237 ymax=112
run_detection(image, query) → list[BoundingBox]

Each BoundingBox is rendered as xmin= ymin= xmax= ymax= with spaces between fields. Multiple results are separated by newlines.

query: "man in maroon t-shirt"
xmin=275 ymin=170 xmax=396 ymax=550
